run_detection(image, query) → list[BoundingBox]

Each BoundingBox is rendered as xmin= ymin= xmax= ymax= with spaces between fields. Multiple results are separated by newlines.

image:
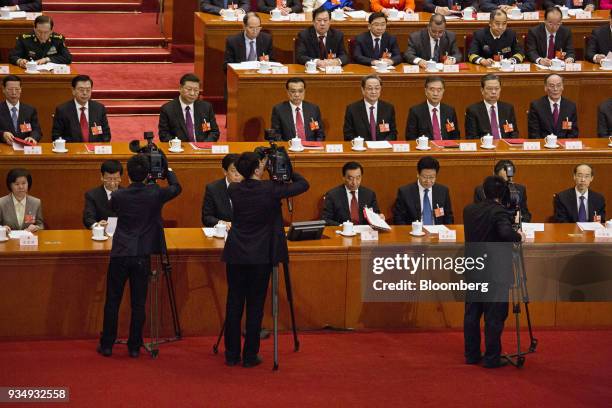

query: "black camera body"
xmin=501 ymin=163 xmax=522 ymax=228
xmin=129 ymin=131 xmax=168 ymax=182
xmin=255 ymin=142 xmax=293 ymax=183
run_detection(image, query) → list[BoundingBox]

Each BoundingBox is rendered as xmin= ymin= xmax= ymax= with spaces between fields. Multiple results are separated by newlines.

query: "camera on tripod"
xmin=255 ymin=141 xmax=293 ymax=183
xmin=129 ymin=131 xmax=168 ymax=182
xmin=501 ymin=163 xmax=522 ymax=228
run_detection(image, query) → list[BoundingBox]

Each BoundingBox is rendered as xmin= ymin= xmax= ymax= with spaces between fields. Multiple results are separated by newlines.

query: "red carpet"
xmin=1 ymin=330 xmax=610 ymax=407
xmin=48 ymin=12 xmax=164 ymax=40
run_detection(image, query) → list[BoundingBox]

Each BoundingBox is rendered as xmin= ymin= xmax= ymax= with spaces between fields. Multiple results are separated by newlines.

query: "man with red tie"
xmin=465 ymin=74 xmax=519 ymax=139
xmin=527 ymin=73 xmax=579 ymax=139
xmin=321 ymin=161 xmax=384 ymax=226
xmin=526 ymin=7 xmax=575 ymax=68
xmin=405 ymin=76 xmax=460 ymax=140
xmin=270 ymin=77 xmax=325 ymax=141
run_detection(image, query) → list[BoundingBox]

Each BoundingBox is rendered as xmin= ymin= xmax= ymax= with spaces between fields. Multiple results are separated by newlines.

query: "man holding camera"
xmin=221 ymin=150 xmax=309 ymax=367
xmin=98 ymin=154 xmax=182 ymax=358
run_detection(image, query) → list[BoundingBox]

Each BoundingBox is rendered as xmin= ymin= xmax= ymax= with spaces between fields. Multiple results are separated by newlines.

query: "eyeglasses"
xmin=103 ymin=177 xmax=121 ymax=183
xmin=419 ymin=175 xmax=436 ymax=181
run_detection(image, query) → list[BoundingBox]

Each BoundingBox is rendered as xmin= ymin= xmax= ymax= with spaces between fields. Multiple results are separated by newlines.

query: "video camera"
xmin=129 ymin=131 xmax=168 ymax=182
xmin=255 ymin=141 xmax=293 ymax=183
xmin=501 ymin=162 xmax=522 ymax=228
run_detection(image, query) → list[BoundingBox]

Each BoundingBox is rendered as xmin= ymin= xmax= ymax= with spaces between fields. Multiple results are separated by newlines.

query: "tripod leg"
xmin=148 ymin=262 xmax=160 ymax=359
xmin=272 ymin=265 xmax=279 ymax=371
xmin=282 ymin=262 xmax=300 ymax=352
xmin=213 ymin=320 xmax=225 ymax=354
xmin=162 ymin=252 xmax=182 ymax=339
xmin=517 ymin=245 xmax=538 ymax=353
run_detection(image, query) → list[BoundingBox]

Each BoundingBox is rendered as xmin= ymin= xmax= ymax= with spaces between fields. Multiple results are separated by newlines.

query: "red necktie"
xmin=295 ymin=107 xmax=305 ymax=140
xmin=80 ymin=106 xmax=89 ymax=142
xmin=350 ymin=191 xmax=359 ymax=224
xmin=547 ymin=34 xmax=555 ymax=60
xmin=553 ymin=103 xmax=559 ymax=126
xmin=318 ymin=35 xmax=326 ymax=60
xmin=432 ymin=107 xmax=442 ymax=140
xmin=369 ymin=106 xmax=377 ymax=141
xmin=490 ymin=105 xmax=500 ymax=139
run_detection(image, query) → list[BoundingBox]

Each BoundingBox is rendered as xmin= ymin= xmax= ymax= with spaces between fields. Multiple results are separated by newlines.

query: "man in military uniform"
xmin=9 ymin=15 xmax=72 ymax=69
xmin=468 ymin=10 xmax=524 ymax=67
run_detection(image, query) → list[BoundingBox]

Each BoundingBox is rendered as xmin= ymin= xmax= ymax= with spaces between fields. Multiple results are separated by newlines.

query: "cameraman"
xmin=221 ymin=151 xmax=309 ymax=367
xmin=463 ymin=175 xmax=525 ymax=369
xmin=97 ymin=154 xmax=182 ymax=358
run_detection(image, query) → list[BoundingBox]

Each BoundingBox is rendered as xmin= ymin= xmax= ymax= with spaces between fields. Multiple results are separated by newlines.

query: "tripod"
xmin=503 ymin=242 xmax=538 ymax=368
xmin=213 ymin=261 xmax=300 ymax=370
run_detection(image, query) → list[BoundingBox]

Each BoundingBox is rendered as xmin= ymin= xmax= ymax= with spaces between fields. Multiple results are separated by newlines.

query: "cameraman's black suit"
xmin=221 ymin=172 xmax=309 ymax=364
xmin=474 ymin=183 xmax=531 ymax=223
xmin=99 ymin=170 xmax=182 ymax=352
xmin=463 ymin=199 xmax=521 ymax=368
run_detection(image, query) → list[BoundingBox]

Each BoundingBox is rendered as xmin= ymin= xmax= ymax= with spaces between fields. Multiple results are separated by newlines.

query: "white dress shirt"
xmin=548 ymin=97 xmax=562 ymax=115
xmin=244 ymin=34 xmax=257 ymax=59
xmin=11 ymin=194 xmax=26 ymax=227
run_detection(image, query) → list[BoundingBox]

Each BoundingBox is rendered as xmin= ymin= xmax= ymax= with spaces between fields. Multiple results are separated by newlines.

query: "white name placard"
xmin=575 ymin=11 xmax=591 ymax=19
xmin=514 ymin=64 xmax=531 ymax=72
xmin=403 ymin=12 xmax=419 ymax=21
xmin=392 ymin=143 xmax=410 ymax=152
xmin=459 ymin=142 xmax=477 ymax=151
xmin=272 ymin=66 xmax=288 ymax=74
xmin=565 ymin=63 xmax=582 ymax=71
xmin=523 ymin=141 xmax=541 ymax=150
xmin=523 ymin=12 xmax=539 ymax=20
xmin=325 ymin=66 xmax=342 ymax=74
xmin=24 ymin=146 xmax=42 ymax=155
xmin=94 ymin=145 xmax=112 ymax=154
xmin=325 ymin=144 xmax=343 ymax=153
xmin=403 ymin=65 xmax=420 ymax=73
xmin=438 ymin=229 xmax=457 ymax=241
xmin=564 ymin=141 xmax=583 ymax=150
xmin=594 ymin=229 xmax=612 ymax=239
xmin=53 ymin=65 xmax=71 ymax=74
xmin=20 ymin=234 xmax=38 ymax=246
xmin=0 ymin=65 xmax=9 ymax=74
xmin=360 ymin=229 xmax=379 ymax=241
xmin=212 ymin=145 xmax=230 ymax=154
xmin=442 ymin=64 xmax=459 ymax=73
xmin=477 ymin=13 xmax=489 ymax=20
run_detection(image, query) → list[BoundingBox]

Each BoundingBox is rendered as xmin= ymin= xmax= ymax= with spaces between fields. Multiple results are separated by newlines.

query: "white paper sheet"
xmin=345 ymin=10 xmax=368 ymax=19
xmin=9 ymin=230 xmax=32 ymax=239
xmin=364 ymin=207 xmax=391 ymax=231
xmin=105 ymin=217 xmax=117 ymax=236
xmin=577 ymin=222 xmax=605 ymax=231
xmin=365 ymin=141 xmax=392 ymax=149
xmin=423 ymin=225 xmax=450 ymax=234
xmin=521 ymin=223 xmax=545 ymax=233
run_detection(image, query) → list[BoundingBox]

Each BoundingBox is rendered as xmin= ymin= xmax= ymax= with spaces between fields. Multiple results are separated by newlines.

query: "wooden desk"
xmin=0 ymin=226 xmax=610 ymax=338
xmin=227 ymin=62 xmax=611 ymax=141
xmin=0 ymin=18 xmax=32 ymax=49
xmin=0 ymin=140 xmax=610 ymax=229
xmin=0 ymin=66 xmax=75 ymax=141
xmin=195 ymin=11 xmax=610 ymax=101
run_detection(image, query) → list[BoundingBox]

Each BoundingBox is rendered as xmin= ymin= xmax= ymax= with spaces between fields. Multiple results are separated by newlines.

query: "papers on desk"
xmin=30 ymin=63 xmax=70 ymax=73
xmin=521 ymin=223 xmax=545 ymax=233
xmin=444 ymin=15 xmax=461 ymax=20
xmin=12 ymin=142 xmax=24 ymax=151
xmin=0 ymin=11 xmax=27 ymax=19
xmin=9 ymin=231 xmax=32 ymax=239
xmin=364 ymin=207 xmax=391 ymax=231
xmin=365 ymin=141 xmax=392 ymax=149
xmin=422 ymin=225 xmax=449 ymax=234
xmin=227 ymin=61 xmax=284 ymax=70
xmin=577 ymin=222 xmax=605 ymax=231
xmin=345 ymin=10 xmax=368 ymax=19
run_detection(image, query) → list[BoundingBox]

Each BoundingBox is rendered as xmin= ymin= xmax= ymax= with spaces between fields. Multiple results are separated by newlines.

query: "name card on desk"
xmin=24 ymin=146 xmax=42 ymax=155
xmin=564 ymin=140 xmax=583 ymax=150
xmin=575 ymin=11 xmax=591 ymax=19
xmin=325 ymin=66 xmax=342 ymax=74
xmin=95 ymin=145 xmax=112 ymax=154
xmin=403 ymin=12 xmax=419 ymax=21
xmin=272 ymin=66 xmax=288 ymax=74
xmin=20 ymin=234 xmax=38 ymax=246
xmin=0 ymin=65 xmax=9 ymax=74
xmin=565 ymin=63 xmax=582 ymax=71
xmin=442 ymin=64 xmax=459 ymax=73
xmin=403 ymin=65 xmax=419 ymax=73
xmin=595 ymin=229 xmax=612 ymax=239
xmin=53 ymin=65 xmax=70 ymax=74
xmin=212 ymin=145 xmax=229 ymax=154
xmin=325 ymin=144 xmax=343 ymax=153
xmin=514 ymin=64 xmax=530 ymax=72
xmin=523 ymin=12 xmax=539 ymax=20
xmin=459 ymin=142 xmax=477 ymax=151
xmin=392 ymin=143 xmax=410 ymax=152
xmin=438 ymin=229 xmax=456 ymax=241
xmin=523 ymin=141 xmax=540 ymax=150
xmin=524 ymin=230 xmax=535 ymax=240
xmin=289 ymin=13 xmax=305 ymax=21
xmin=360 ymin=229 xmax=379 ymax=241
xmin=477 ymin=13 xmax=489 ymax=20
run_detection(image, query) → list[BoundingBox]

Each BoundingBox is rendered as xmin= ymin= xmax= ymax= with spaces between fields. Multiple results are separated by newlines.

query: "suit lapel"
xmin=175 ymin=99 xmax=188 ymax=137
xmin=411 ymin=183 xmax=421 ymax=218
xmin=0 ymin=104 xmax=15 ymax=134
xmin=284 ymin=102 xmax=296 ymax=138
xmin=421 ymin=30 xmax=431 ymax=60
xmin=3 ymin=196 xmax=18 ymax=229
xmin=422 ymin=103 xmax=433 ymax=136
xmin=479 ymin=102 xmax=492 ymax=134
xmin=302 ymin=102 xmax=312 ymax=139
xmin=358 ymin=102 xmax=371 ymax=139
xmin=71 ymin=103 xmax=83 ymax=139
xmin=341 ymin=188 xmax=352 ymax=222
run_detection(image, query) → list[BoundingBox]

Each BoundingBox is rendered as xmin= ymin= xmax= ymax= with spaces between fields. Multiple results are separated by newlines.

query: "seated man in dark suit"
xmin=468 ymin=10 xmax=525 ymax=66
xmin=296 ymin=7 xmax=349 ymax=68
xmin=586 ymin=11 xmax=612 ymax=65
xmin=479 ymin=0 xmax=535 ymax=12
xmin=223 ymin=13 xmax=274 ymax=72
xmin=393 ymin=156 xmax=454 ymax=225
xmin=270 ymin=77 xmax=325 ymax=141
xmin=543 ymin=0 xmax=594 ymax=12
xmin=554 ymin=164 xmax=606 ymax=223
xmin=597 ymin=98 xmax=612 ymax=137
xmin=528 ymin=73 xmax=578 ymax=138
xmin=343 ymin=74 xmax=397 ymax=141
xmin=1 ymin=75 xmax=41 ymax=145
xmin=404 ymin=14 xmax=462 ymax=68
xmin=258 ymin=0 xmax=303 ymax=13
xmin=9 ymin=16 xmax=72 ymax=69
xmin=322 ymin=161 xmax=385 ymax=226
xmin=465 ymin=74 xmax=518 ymax=139
xmin=83 ymin=160 xmax=123 ymax=229
xmin=526 ymin=7 xmax=575 ymax=67
xmin=200 ymin=0 xmax=249 ymax=15
xmin=0 ymin=0 xmax=42 ymax=11
xmin=202 ymin=154 xmax=242 ymax=227
xmin=158 ymin=73 xmax=220 ymax=142
xmin=423 ymin=0 xmax=475 ymax=15
xmin=352 ymin=13 xmax=402 ymax=67
xmin=51 ymin=75 xmax=111 ymax=143
xmin=474 ymin=159 xmax=531 ymax=222
xmin=406 ymin=76 xmax=460 ymax=140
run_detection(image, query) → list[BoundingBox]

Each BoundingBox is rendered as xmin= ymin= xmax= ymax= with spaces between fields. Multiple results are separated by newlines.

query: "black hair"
xmin=480 ymin=73 xmax=501 ymax=88
xmin=544 ymin=73 xmax=563 ymax=85
xmin=243 ymin=11 xmax=260 ymax=25
xmin=313 ymin=7 xmax=330 ymax=20
xmin=285 ymin=77 xmax=306 ymax=89
xmin=483 ymin=175 xmax=507 ymax=201
xmin=494 ymin=159 xmax=514 ymax=175
xmin=127 ymin=154 xmax=150 ymax=183
xmin=71 ymin=75 xmax=93 ymax=88
xmin=34 ymin=15 xmax=53 ymax=29
xmin=368 ymin=12 xmax=386 ymax=24
xmin=101 ymin=160 xmax=123 ymax=175
xmin=361 ymin=74 xmax=382 ymax=88
xmin=235 ymin=152 xmax=261 ymax=179
xmin=490 ymin=9 xmax=507 ymax=22
xmin=417 ymin=156 xmax=440 ymax=173
xmin=342 ymin=161 xmax=363 ymax=176
xmin=573 ymin=163 xmax=594 ymax=176
xmin=2 ymin=75 xmax=21 ymax=87
xmin=222 ymin=153 xmax=240 ymax=171
xmin=425 ymin=76 xmax=445 ymax=88
xmin=544 ymin=6 xmax=562 ymax=20
xmin=6 ymin=168 xmax=32 ymax=191
xmin=429 ymin=13 xmax=446 ymax=26
xmin=180 ymin=73 xmax=200 ymax=86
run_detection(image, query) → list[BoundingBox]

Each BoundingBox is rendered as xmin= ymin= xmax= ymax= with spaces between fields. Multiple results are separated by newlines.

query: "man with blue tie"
xmin=352 ymin=12 xmax=402 ymax=67
xmin=393 ymin=156 xmax=454 ymax=225
xmin=223 ymin=12 xmax=274 ymax=71
xmin=554 ymin=164 xmax=606 ymax=223
xmin=0 ymin=75 xmax=41 ymax=145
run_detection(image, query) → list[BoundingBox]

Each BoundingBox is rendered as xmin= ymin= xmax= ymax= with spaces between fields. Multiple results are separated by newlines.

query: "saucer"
xmin=500 ymin=67 xmax=514 ymax=72
xmin=416 ymin=146 xmax=431 ymax=151
xmin=0 ymin=237 xmax=9 ymax=242
xmin=257 ymin=69 xmax=272 ymax=74
xmin=336 ymin=230 xmax=357 ymax=237
xmin=289 ymin=147 xmax=305 ymax=152
xmin=544 ymin=143 xmax=560 ymax=149
xmin=410 ymin=230 xmax=426 ymax=237
xmin=608 ymin=143 xmax=612 ymax=147
xmin=92 ymin=236 xmax=109 ymax=241
xmin=213 ymin=233 xmax=226 ymax=239
xmin=169 ymin=148 xmax=184 ymax=153
xmin=52 ymin=148 xmax=68 ymax=153
xmin=25 ymin=70 xmax=39 ymax=74
xmin=480 ymin=144 xmax=496 ymax=149
xmin=351 ymin=146 xmax=367 ymax=151
xmin=600 ymin=66 xmax=612 ymax=71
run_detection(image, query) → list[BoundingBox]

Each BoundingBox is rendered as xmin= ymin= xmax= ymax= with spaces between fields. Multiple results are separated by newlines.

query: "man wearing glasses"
xmin=527 ymin=73 xmax=578 ymax=139
xmin=526 ymin=7 xmax=575 ymax=67
xmin=83 ymin=160 xmax=123 ymax=229
xmin=296 ymin=7 xmax=348 ymax=68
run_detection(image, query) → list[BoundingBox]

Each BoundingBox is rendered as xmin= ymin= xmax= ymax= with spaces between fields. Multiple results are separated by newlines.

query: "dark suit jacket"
xmin=0 ymin=101 xmax=42 ymax=142
xmin=543 ymin=0 xmax=593 ymax=9
xmin=258 ymin=0 xmax=303 ymax=12
xmin=221 ymin=173 xmax=309 ymax=265
xmin=51 ymin=100 xmax=111 ymax=142
xmin=343 ymin=99 xmax=397 ymax=141
xmin=270 ymin=101 xmax=325 ymax=141
xmin=404 ymin=28 xmax=462 ymax=64
xmin=423 ymin=0 xmax=475 ymax=12
xmin=479 ymin=0 xmax=534 ymax=11
xmin=199 ymin=0 xmax=250 ymax=14
xmin=474 ymin=182 xmax=531 ymax=222
xmin=296 ymin=27 xmax=349 ymax=65
xmin=322 ymin=185 xmax=381 ymax=226
xmin=527 ymin=96 xmax=578 ymax=138
xmin=554 ymin=187 xmax=606 ymax=223
xmin=82 ymin=185 xmax=119 ymax=228
xmin=223 ymin=32 xmax=274 ymax=71
xmin=158 ymin=98 xmax=220 ymax=142
xmin=465 ymin=101 xmax=519 ymax=139
xmin=202 ymin=178 xmax=233 ymax=227
xmin=586 ymin=23 xmax=612 ymax=63
xmin=393 ymin=182 xmax=454 ymax=225
xmin=597 ymin=98 xmax=612 ymax=138
xmin=0 ymin=0 xmax=41 ymax=11
xmin=406 ymin=102 xmax=460 ymax=140
xmin=526 ymin=24 xmax=575 ymax=63
xmin=110 ymin=171 xmax=181 ymax=257
xmin=352 ymin=32 xmax=402 ymax=66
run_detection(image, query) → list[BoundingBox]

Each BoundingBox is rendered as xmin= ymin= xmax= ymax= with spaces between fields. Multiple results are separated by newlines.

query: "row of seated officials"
xmin=0 ymin=155 xmax=606 ymax=234
xmin=2 ymin=71 xmax=611 ymax=148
